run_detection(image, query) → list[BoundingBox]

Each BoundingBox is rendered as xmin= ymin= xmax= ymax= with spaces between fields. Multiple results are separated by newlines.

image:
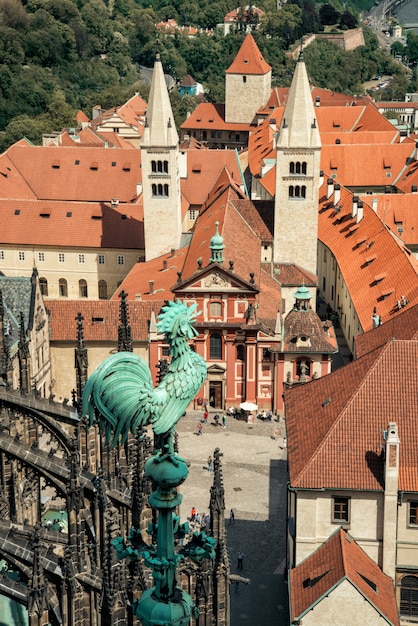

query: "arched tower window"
xmin=79 ymin=279 xmax=88 ymax=298
xmin=39 ymin=277 xmax=48 ymax=296
xmin=289 ymin=162 xmax=295 ymax=174
xmin=289 ymin=186 xmax=294 ymax=198
xmin=302 ymin=161 xmax=307 ymax=174
xmin=59 ymin=278 xmax=68 ymax=297
xmin=98 ymin=280 xmax=107 ymax=299
xmin=401 ymin=576 xmax=418 ymax=617
xmin=151 ymin=160 xmax=157 ymax=173
xmin=210 ymin=333 xmax=222 ymax=360
xmin=152 ymin=184 xmax=157 ymax=196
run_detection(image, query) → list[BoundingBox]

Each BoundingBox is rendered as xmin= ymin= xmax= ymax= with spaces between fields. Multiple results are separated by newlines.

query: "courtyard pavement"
xmin=176 ymin=409 xmax=289 ymax=625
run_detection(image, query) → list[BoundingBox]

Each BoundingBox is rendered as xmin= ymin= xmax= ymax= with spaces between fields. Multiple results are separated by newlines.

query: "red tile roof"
xmin=0 ymin=199 xmax=143 ymax=249
xmin=285 ymin=339 xmax=418 ymax=492
xmin=318 ymin=181 xmax=418 ymax=330
xmin=5 ymin=143 xmax=141 ymax=202
xmin=290 ymin=528 xmax=399 ymax=625
xmin=354 ymin=303 xmax=418 ymax=357
xmin=48 ymin=299 xmax=164 ymax=342
xmin=113 ymin=247 xmax=188 ymax=301
xmin=226 ymin=34 xmax=271 ymax=75
xmin=181 ymin=149 xmax=242 ymax=206
xmin=180 ymin=103 xmax=250 ymax=133
xmin=91 ymin=93 xmax=147 ymax=136
xmin=362 ymin=192 xmax=418 ymax=247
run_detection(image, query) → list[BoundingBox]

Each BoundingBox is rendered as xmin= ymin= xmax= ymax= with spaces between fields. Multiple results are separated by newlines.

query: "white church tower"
xmin=141 ymin=54 xmax=182 ymax=261
xmin=274 ymin=52 xmax=321 ymax=275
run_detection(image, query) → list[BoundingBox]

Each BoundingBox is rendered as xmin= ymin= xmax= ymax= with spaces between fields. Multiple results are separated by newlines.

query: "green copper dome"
xmin=293 ymin=284 xmax=312 ymax=300
xmin=209 ymin=221 xmax=224 ymax=263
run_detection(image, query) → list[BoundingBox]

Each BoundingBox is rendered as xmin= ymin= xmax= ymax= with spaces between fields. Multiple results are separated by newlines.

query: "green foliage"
xmin=0 ymin=0 xmax=411 ymax=150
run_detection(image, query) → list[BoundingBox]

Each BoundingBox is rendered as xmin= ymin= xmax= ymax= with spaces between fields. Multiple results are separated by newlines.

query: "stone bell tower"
xmin=274 ymin=52 xmax=321 ymax=275
xmin=142 ymin=54 xmax=182 ymax=261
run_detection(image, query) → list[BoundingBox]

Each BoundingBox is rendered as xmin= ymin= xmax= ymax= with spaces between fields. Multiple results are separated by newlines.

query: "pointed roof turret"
xmin=142 ymin=54 xmax=178 ymax=147
xmin=226 ymin=33 xmax=271 ymax=75
xmin=209 ymin=221 xmax=224 ymax=264
xmin=277 ymin=52 xmax=321 ymax=149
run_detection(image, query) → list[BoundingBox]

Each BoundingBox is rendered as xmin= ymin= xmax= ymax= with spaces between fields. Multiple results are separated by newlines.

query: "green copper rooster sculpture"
xmin=82 ymin=299 xmax=207 ymax=451
xmin=82 ymin=299 xmax=213 ymax=625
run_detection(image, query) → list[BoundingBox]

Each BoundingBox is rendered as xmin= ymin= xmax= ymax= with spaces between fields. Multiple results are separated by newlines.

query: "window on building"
xmin=98 ymin=280 xmax=107 ymax=299
xmin=79 ymin=279 xmax=88 ymax=298
xmin=332 ymin=496 xmax=350 ymax=523
xmin=58 ymin=252 xmax=65 ymax=263
xmin=188 ymin=209 xmax=196 ymax=221
xmin=236 ymin=345 xmax=244 ymax=360
xmin=117 ymin=255 xmax=125 ymax=266
xmin=263 ymin=349 xmax=270 ymax=360
xmin=162 ymin=346 xmax=170 ymax=357
xmin=289 ymin=162 xmax=295 ymax=174
xmin=0 ymin=251 xmax=4 ymax=260
xmin=409 ymin=501 xmax=418 ymax=526
xmin=38 ymin=252 xmax=45 ymax=262
xmin=151 ymin=160 xmax=156 ymax=172
xmin=210 ymin=333 xmax=222 ymax=360
xmin=401 ymin=576 xmax=418 ymax=617
xmin=243 ymin=76 xmax=247 ymax=83
xmin=210 ymin=302 xmax=222 ymax=317
xmin=289 ymin=185 xmax=294 ymax=198
xmin=59 ymin=278 xmax=68 ymax=297
xmin=98 ymin=254 xmax=105 ymax=265
xmin=18 ymin=251 xmax=25 ymax=261
xmin=78 ymin=254 xmax=85 ymax=264
xmin=39 ymin=277 xmax=48 ymax=296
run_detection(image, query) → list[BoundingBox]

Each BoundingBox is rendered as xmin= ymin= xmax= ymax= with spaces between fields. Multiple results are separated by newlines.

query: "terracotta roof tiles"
xmin=0 ymin=199 xmax=143 ymax=249
xmin=285 ymin=339 xmax=418 ymax=492
xmin=354 ymin=303 xmax=418 ymax=357
xmin=180 ymin=103 xmax=250 ymax=133
xmin=290 ymin=528 xmax=399 ymax=625
xmin=48 ymin=299 xmax=164 ymax=342
xmin=226 ymin=34 xmax=271 ymax=75
xmin=318 ymin=181 xmax=418 ymax=330
xmin=6 ymin=144 xmax=141 ymax=202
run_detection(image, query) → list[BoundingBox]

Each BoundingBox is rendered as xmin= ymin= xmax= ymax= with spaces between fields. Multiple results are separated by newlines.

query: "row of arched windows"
xmin=39 ymin=278 xmax=108 ymax=299
xmin=152 ymin=184 xmax=169 ymax=197
xmin=289 ymin=185 xmax=306 ymax=199
xmin=289 ymin=161 xmax=307 ymax=175
xmin=151 ymin=160 xmax=168 ymax=173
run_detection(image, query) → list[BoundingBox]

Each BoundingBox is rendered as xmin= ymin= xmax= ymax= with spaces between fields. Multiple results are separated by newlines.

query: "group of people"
xmin=196 ymin=411 xmax=227 ymax=434
xmin=190 ymin=507 xmax=211 ymax=533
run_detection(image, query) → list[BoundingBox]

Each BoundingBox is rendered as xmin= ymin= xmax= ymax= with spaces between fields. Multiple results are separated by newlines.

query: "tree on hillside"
xmin=339 ymin=10 xmax=358 ymax=29
xmin=319 ymin=3 xmax=340 ymax=26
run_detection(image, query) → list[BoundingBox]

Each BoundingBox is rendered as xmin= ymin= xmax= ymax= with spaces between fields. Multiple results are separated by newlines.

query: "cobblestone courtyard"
xmin=176 ymin=410 xmax=289 ymax=625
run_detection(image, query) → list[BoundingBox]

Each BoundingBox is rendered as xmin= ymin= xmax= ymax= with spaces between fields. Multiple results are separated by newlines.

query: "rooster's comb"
xmin=157 ymin=299 xmax=199 ymax=335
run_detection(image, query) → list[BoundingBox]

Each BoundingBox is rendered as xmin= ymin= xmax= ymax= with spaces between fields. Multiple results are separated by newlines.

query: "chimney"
xmin=163 ymin=259 xmax=168 ymax=270
xmin=356 ymin=200 xmax=364 ymax=223
xmin=315 ymin=96 xmax=320 ymax=107
xmin=334 ymin=183 xmax=341 ymax=205
xmin=327 ymin=178 xmax=334 ymax=199
xmin=372 ymin=197 xmax=378 ymax=212
xmin=171 ymin=248 xmax=175 ymax=257
xmin=319 ymin=170 xmax=324 ymax=188
xmin=149 ymin=280 xmax=154 ymax=294
xmin=352 ymin=195 xmax=359 ymax=219
xmin=382 ymin=422 xmax=400 ymax=580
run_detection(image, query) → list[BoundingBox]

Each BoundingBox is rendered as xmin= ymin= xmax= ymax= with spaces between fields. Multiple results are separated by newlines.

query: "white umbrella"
xmin=239 ymin=401 xmax=258 ymax=412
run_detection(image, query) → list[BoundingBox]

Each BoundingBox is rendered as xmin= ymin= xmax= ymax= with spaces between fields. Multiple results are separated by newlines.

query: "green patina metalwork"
xmin=82 ymin=299 xmax=214 ymax=626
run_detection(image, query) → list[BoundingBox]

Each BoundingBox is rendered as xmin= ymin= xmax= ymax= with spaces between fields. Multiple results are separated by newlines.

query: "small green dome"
xmin=210 ymin=221 xmax=224 ymax=263
xmin=293 ymin=284 xmax=313 ymax=301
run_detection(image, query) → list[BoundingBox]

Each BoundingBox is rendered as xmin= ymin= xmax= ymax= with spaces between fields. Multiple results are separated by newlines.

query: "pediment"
xmin=174 ymin=264 xmax=258 ymax=294
xmin=207 ymin=364 xmax=226 ymax=374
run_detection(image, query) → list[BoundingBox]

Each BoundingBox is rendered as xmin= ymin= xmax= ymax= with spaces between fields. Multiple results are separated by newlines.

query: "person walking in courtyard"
xmin=237 ymin=550 xmax=244 ymax=570
xmin=222 ymin=414 xmax=227 ymax=429
xmin=196 ymin=422 xmax=203 ymax=435
xmin=207 ymin=456 xmax=213 ymax=472
xmin=203 ymin=410 xmax=209 ymax=425
xmin=229 ymin=509 xmax=235 ymax=525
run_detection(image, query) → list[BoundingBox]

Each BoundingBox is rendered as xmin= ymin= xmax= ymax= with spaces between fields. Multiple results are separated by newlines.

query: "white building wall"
xmin=296 ymin=579 xmax=390 ymax=626
xmin=295 ymin=490 xmax=384 ymax=565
